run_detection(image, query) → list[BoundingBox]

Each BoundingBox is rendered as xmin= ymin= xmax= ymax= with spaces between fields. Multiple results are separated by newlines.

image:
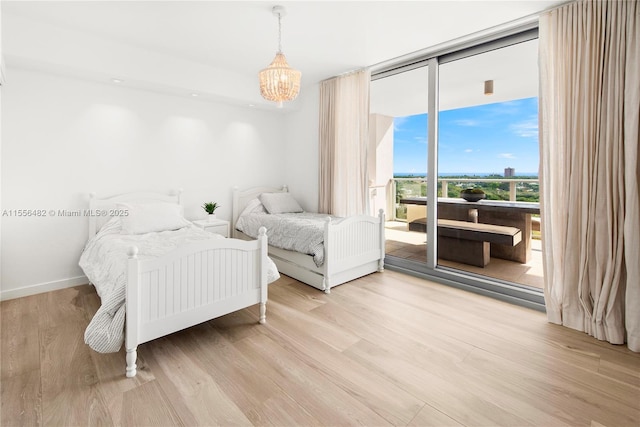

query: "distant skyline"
xmin=393 ymin=97 xmax=539 ymax=176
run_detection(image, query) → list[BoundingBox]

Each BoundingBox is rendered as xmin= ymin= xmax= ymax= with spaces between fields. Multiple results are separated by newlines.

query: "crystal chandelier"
xmin=259 ymin=5 xmax=301 ymax=108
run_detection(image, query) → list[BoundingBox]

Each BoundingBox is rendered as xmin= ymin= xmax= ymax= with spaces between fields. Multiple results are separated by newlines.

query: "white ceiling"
xmin=1 ymin=0 xmax=566 ymax=110
xmin=370 ymin=37 xmax=540 ymax=117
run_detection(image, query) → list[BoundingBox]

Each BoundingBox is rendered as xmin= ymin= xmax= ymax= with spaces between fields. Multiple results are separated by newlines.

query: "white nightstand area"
xmin=193 ymin=218 xmax=230 ymax=237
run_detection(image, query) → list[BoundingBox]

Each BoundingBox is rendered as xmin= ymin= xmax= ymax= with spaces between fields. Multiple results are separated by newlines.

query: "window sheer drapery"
xmin=318 ymin=69 xmax=371 ymax=217
xmin=539 ymin=0 xmax=639 ymax=351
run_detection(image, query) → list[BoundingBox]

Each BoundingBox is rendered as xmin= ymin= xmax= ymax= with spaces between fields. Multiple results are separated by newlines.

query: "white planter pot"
xmin=208 ymin=213 xmax=217 ymax=222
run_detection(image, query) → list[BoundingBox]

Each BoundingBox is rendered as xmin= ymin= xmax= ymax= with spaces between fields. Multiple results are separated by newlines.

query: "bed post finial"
xmin=176 ymin=188 xmax=184 ymax=206
xmin=127 ymin=246 xmax=139 ymax=259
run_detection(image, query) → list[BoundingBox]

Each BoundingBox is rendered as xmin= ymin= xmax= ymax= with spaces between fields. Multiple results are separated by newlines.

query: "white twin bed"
xmin=79 ymin=190 xmax=279 ymax=377
xmin=80 ymin=186 xmax=385 ymax=377
xmin=232 ymin=185 xmax=385 ymax=293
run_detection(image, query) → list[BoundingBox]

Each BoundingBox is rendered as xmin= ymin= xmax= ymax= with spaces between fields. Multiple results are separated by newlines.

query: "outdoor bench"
xmin=409 ymin=217 xmax=522 ymax=267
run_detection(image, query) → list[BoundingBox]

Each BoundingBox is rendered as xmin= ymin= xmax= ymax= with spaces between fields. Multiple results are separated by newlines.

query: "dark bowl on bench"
xmin=461 ymin=193 xmax=486 ymax=202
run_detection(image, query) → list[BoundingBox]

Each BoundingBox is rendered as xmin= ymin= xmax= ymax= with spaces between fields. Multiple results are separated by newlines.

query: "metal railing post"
xmin=392 ymin=179 xmax=397 ymax=220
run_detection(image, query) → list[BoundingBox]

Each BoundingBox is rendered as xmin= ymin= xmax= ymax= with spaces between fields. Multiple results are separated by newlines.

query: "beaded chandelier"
xmin=259 ymin=6 xmax=301 ymax=108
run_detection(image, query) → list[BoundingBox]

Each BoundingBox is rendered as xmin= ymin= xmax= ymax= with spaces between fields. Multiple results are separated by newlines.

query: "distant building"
xmin=504 ymin=167 xmax=515 ymax=177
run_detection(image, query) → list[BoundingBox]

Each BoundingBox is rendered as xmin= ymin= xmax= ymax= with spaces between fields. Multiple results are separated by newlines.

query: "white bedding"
xmin=235 ymin=211 xmax=342 ymax=267
xmin=79 ymin=217 xmax=279 ymax=353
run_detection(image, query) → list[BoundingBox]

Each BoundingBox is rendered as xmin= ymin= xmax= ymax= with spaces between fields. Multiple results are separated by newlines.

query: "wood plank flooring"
xmin=2 ymin=271 xmax=639 ymax=426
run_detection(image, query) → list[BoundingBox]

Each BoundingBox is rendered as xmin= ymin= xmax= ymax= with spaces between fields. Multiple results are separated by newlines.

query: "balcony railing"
xmin=391 ymin=177 xmax=539 ymax=221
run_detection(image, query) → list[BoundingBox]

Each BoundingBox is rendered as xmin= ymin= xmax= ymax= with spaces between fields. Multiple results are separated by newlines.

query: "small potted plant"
xmin=460 ymin=188 xmax=486 ymax=202
xmin=202 ymin=202 xmax=220 ymax=221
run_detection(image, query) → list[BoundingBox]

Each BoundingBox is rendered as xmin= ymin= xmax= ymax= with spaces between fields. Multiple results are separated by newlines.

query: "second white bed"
xmin=232 ymin=185 xmax=385 ymax=293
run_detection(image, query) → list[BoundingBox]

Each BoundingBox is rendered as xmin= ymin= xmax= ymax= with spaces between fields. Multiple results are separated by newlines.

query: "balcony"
xmin=381 ymin=177 xmax=544 ymax=290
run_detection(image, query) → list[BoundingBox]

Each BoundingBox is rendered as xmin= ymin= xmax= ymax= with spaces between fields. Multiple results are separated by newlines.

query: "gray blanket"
xmin=235 ymin=212 xmax=342 ymax=267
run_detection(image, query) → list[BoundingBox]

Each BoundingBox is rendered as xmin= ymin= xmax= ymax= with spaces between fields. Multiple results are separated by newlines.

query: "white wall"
xmin=1 ymin=67 xmax=287 ymax=299
xmin=283 ymin=83 xmax=320 ymax=212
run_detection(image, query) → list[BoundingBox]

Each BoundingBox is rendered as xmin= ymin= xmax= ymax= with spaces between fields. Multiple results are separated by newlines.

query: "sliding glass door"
xmin=371 ymin=29 xmax=544 ymax=309
xmin=437 ymin=38 xmax=542 ymax=289
xmin=370 ymin=64 xmax=430 ymax=264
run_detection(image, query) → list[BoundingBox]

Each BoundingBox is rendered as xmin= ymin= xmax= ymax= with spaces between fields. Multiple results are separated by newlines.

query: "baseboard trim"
xmin=0 ymin=275 xmax=89 ymax=301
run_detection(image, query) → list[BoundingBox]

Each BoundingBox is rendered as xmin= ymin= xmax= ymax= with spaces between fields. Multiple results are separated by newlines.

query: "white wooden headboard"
xmin=231 ymin=185 xmax=288 ymax=235
xmin=88 ymin=189 xmax=183 ymax=238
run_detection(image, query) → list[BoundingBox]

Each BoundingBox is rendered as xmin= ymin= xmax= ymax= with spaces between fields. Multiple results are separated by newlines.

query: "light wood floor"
xmin=2 ymin=271 xmax=639 ymax=426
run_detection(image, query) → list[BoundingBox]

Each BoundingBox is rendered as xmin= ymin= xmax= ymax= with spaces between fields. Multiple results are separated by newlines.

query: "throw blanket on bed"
xmin=79 ymin=218 xmax=279 ymax=353
xmin=235 ymin=212 xmax=342 ymax=267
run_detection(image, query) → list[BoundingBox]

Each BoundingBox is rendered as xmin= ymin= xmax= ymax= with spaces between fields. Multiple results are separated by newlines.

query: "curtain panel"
xmin=539 ymin=0 xmax=639 ymax=351
xmin=318 ymin=70 xmax=371 ymax=216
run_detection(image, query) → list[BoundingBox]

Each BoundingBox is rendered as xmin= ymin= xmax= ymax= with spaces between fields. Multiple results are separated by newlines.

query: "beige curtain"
xmin=539 ymin=0 xmax=639 ymax=351
xmin=318 ymin=69 xmax=371 ymax=216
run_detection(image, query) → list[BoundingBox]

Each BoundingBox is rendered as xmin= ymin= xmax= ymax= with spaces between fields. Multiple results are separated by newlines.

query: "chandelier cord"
xmin=277 ymin=12 xmax=282 ymax=53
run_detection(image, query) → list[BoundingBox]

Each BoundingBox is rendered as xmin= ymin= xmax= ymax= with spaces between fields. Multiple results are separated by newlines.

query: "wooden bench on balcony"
xmin=409 ymin=217 xmax=522 ymax=267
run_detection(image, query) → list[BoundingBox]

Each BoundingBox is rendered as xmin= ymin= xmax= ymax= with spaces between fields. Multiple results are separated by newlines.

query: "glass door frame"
xmin=374 ymin=25 xmax=546 ymax=311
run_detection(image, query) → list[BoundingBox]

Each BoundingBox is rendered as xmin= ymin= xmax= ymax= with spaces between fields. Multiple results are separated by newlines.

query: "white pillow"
xmin=118 ymin=202 xmax=191 ymax=234
xmin=239 ymin=198 xmax=266 ymax=217
xmin=258 ymin=192 xmax=303 ymax=214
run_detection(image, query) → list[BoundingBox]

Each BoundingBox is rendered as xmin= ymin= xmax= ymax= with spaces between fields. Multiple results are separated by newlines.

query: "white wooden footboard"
xmin=124 ymin=229 xmax=268 ymax=377
xmin=323 ymin=209 xmax=385 ymax=293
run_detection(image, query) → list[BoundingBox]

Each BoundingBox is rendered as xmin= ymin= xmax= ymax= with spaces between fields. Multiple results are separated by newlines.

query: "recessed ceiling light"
xmin=111 ymin=78 xmax=123 ymax=84
xmin=191 ymin=93 xmax=199 ymax=97
xmin=248 ymin=104 xmax=255 ymax=107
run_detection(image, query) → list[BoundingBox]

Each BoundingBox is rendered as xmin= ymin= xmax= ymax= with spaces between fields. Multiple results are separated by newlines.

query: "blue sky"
xmin=393 ymin=97 xmax=539 ymax=176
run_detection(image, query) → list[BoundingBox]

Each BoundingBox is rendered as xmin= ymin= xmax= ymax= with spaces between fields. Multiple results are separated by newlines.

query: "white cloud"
xmin=414 ymin=136 xmax=427 ymax=144
xmin=464 ymin=149 xmax=473 ymax=153
xmin=499 ymin=153 xmax=516 ymax=159
xmin=510 ymin=117 xmax=539 ymax=138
